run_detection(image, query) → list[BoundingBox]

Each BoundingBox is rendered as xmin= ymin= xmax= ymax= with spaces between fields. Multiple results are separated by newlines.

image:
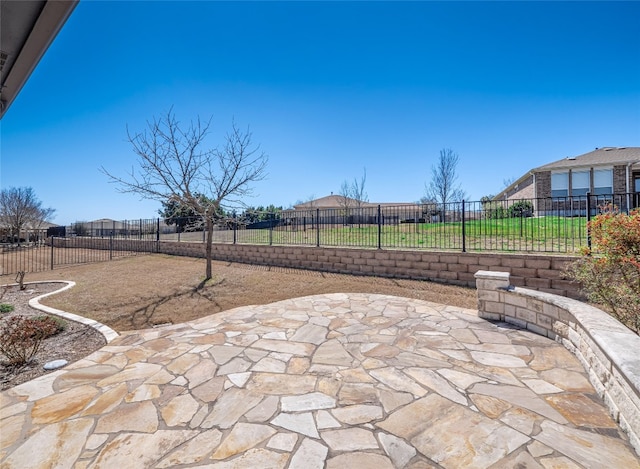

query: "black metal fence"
xmin=2 ymin=192 xmax=638 ymax=277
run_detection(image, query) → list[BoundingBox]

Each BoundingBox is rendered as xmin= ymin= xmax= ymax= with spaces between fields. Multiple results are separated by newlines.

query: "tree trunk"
xmin=205 ymin=213 xmax=213 ymax=280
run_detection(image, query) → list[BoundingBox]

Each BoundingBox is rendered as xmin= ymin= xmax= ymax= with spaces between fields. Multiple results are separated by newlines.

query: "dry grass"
xmin=21 ymin=254 xmax=477 ymax=332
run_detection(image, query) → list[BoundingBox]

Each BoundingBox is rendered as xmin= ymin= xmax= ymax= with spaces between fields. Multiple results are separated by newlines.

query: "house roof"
xmin=293 ymin=195 xmax=378 ymax=210
xmin=292 ymin=195 xmax=417 ymax=210
xmin=0 ymin=1 xmax=78 ymax=118
xmin=534 ymin=147 xmax=640 ymax=172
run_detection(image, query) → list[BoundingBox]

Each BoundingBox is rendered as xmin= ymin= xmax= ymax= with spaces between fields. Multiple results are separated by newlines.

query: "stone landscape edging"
xmin=474 ymin=270 xmax=640 ymax=456
xmin=22 ymin=281 xmax=119 ymax=343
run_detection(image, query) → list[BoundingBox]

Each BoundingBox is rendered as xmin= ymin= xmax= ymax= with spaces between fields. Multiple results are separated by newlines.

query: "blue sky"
xmin=2 ymin=1 xmax=639 ymax=224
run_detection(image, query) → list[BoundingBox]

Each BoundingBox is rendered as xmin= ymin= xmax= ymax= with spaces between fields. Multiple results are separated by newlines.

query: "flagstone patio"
xmin=1 ymin=293 xmax=638 ymax=468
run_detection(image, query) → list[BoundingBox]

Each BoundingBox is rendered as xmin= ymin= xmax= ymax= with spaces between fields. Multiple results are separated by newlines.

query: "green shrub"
xmin=567 ymin=206 xmax=640 ymax=334
xmin=0 ymin=315 xmax=60 ymax=365
xmin=507 ymin=200 xmax=534 ymax=218
xmin=0 ymin=303 xmax=14 ymax=313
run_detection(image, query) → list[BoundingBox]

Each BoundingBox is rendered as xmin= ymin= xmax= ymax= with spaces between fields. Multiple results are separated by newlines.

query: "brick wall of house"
xmin=614 ymin=165 xmax=628 ymax=193
xmin=535 ymin=171 xmax=551 ymax=198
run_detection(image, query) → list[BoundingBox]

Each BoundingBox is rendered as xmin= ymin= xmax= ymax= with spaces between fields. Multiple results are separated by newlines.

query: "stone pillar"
xmin=474 ymin=270 xmax=511 ymax=321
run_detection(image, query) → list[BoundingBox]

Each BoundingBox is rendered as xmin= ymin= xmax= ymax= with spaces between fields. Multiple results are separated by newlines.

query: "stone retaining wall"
xmin=159 ymin=242 xmax=579 ymax=297
xmin=475 ymin=270 xmax=640 ymax=455
xmin=52 ymin=238 xmax=581 ymax=297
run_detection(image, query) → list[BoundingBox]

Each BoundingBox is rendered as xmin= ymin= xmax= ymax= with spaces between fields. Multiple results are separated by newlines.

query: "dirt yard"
xmin=21 ymin=254 xmax=478 ymax=332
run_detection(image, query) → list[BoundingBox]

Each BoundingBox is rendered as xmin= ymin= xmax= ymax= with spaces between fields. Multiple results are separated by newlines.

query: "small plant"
xmin=0 ymin=315 xmax=60 ymax=365
xmin=567 ymin=205 xmax=640 ymax=334
xmin=0 ymin=303 xmax=14 ymax=313
xmin=34 ymin=315 xmax=66 ymax=335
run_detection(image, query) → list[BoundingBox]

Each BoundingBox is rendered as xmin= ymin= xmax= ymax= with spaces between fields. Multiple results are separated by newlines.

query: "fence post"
xmin=110 ymin=235 xmax=113 ymax=260
xmin=377 ymin=205 xmax=382 ymax=250
xmin=586 ymin=191 xmax=592 ymax=252
xmin=316 ymin=208 xmax=320 ymax=247
xmin=461 ymin=200 xmax=466 ymax=253
xmin=233 ymin=212 xmax=237 ymax=244
xmin=269 ymin=218 xmax=273 ymax=246
xmin=156 ymin=218 xmax=160 ymax=242
xmin=51 ymin=236 xmax=54 ymax=270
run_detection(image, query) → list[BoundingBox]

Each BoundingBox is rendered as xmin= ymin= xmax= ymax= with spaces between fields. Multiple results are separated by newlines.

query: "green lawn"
xmin=211 ymin=216 xmax=589 ymax=253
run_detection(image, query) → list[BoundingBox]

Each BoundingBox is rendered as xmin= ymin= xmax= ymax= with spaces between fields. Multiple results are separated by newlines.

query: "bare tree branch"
xmin=101 ymin=109 xmax=268 ymax=279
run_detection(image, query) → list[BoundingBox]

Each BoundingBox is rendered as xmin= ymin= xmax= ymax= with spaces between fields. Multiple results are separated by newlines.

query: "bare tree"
xmin=350 ymin=168 xmax=368 ymax=209
xmin=338 ymin=181 xmax=353 ymax=224
xmin=102 ymin=109 xmax=267 ymax=279
xmin=425 ymin=149 xmax=466 ymax=220
xmin=0 ymin=187 xmax=55 ymax=244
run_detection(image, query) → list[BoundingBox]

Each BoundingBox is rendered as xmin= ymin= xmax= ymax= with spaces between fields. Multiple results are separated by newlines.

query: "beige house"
xmin=496 ymin=147 xmax=640 ymax=202
xmin=283 ymin=195 xmax=439 ymax=225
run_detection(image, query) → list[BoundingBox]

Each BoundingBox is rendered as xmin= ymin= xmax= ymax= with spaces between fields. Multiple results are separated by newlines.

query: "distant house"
xmin=282 ymin=195 xmax=438 ymax=226
xmin=0 ymin=220 xmax=59 ymax=243
xmin=73 ymin=218 xmax=144 ymax=237
xmin=495 ymin=147 xmax=640 ymax=211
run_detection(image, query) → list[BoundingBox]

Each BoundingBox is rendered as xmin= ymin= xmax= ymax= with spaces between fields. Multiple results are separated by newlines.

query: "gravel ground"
xmin=0 ymin=283 xmax=106 ymax=390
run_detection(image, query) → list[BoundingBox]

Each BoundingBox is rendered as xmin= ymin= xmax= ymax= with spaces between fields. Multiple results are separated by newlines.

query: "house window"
xmin=551 ymin=172 xmax=569 ymax=197
xmin=571 ymin=170 xmax=590 ymax=196
xmin=593 ymin=169 xmax=613 ymax=195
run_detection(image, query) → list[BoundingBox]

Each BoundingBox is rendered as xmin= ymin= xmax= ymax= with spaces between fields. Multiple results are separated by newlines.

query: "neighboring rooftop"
xmin=534 ymin=147 xmax=640 ymax=171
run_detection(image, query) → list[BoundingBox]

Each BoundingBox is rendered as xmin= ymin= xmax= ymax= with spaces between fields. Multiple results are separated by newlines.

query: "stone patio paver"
xmin=1 ymin=293 xmax=639 ymax=468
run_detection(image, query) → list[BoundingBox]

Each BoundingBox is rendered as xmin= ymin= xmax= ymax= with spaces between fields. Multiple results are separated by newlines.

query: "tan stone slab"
xmin=287 ymin=357 xmax=310 ymax=374
xmin=326 ymin=452 xmax=394 ymax=469
xmin=94 ymin=400 xmax=158 ymax=433
xmin=369 ymin=367 xmax=427 ymax=397
xmin=201 ymin=388 xmax=263 ymax=429
xmin=535 ymin=420 xmax=640 ymax=469
xmin=539 ymin=456 xmax=582 ymax=469
xmin=410 ymin=396 xmax=530 ymax=469
xmin=157 ymin=429 xmax=222 ymax=467
xmin=54 ymin=364 xmax=121 ymax=390
xmin=125 ymin=384 xmax=161 ymax=402
xmin=0 ymin=414 xmax=25 ymax=451
xmin=271 ymin=412 xmax=319 ymax=438
xmin=378 ymin=388 xmax=414 ymax=413
xmin=377 ymin=395 xmax=442 ymax=439
xmin=208 ymin=345 xmax=246 ymax=364
xmin=81 ymin=382 xmax=128 ymax=416
xmin=312 ymin=340 xmax=354 ymax=366
xmin=331 ymin=404 xmax=383 ymax=424
xmin=96 ymin=362 xmax=163 ymax=387
xmin=405 ymin=367 xmax=468 ymax=405
xmin=338 ymin=383 xmax=378 ymax=405
xmin=197 ymin=447 xmax=289 ymax=469
xmin=31 ymin=385 xmax=98 ymax=424
xmin=244 ymin=395 xmax=279 ymax=422
xmin=528 ymin=347 xmax=585 ymax=372
xmin=247 ymin=373 xmax=316 ymax=395
xmin=545 ymin=393 xmax=619 ymax=428
xmin=1 ymin=417 xmax=93 ymax=469
xmin=211 ymin=423 xmax=276 ymax=460
xmin=185 ymin=359 xmax=218 ymax=388
xmin=162 ymin=393 xmax=200 ymax=426
xmin=470 ymin=383 xmax=568 ymax=424
xmin=267 ymin=432 xmax=298 ymax=452
xmin=91 ymin=430 xmax=197 ymax=468
xmin=321 ymin=427 xmax=378 ymax=451
xmin=192 ymin=376 xmax=226 ymax=402
xmin=288 ymin=437 xmax=328 ymax=469
xmin=470 ymin=394 xmax=512 ymax=419
xmin=539 ymin=368 xmax=593 ymax=392
xmin=437 ymin=368 xmax=486 ymax=390
xmin=0 ymin=401 xmax=27 ymax=420
xmin=252 ymin=339 xmax=316 ymax=356
xmin=290 ymin=323 xmax=328 ymax=345
xmin=379 ymin=431 xmax=418 ymax=468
